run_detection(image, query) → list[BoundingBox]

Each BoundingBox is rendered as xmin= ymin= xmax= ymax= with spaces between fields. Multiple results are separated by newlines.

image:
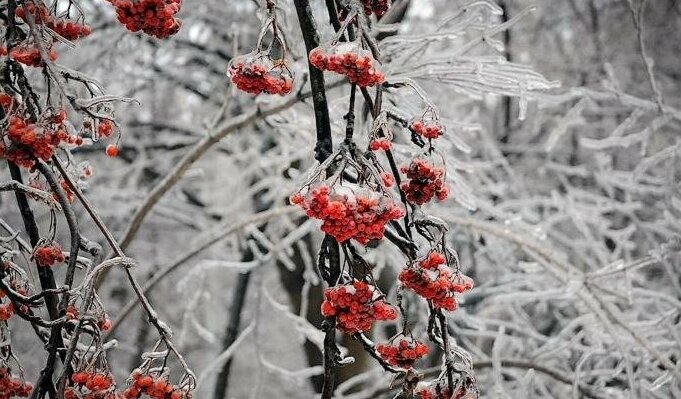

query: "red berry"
xmin=106 ymin=145 xmax=119 ymax=157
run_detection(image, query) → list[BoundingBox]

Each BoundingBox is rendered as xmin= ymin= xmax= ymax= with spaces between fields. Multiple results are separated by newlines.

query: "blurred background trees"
xmin=2 ymin=0 xmax=680 ymax=398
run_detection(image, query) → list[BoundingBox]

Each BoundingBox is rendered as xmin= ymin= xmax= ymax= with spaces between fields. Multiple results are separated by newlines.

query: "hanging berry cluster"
xmin=360 ymin=0 xmax=392 ymax=17
xmin=0 ymin=367 xmax=32 ymax=398
xmin=228 ymin=54 xmax=293 ymax=95
xmin=410 ymin=109 xmax=445 ymax=140
xmin=400 ymin=157 xmax=449 ymax=205
xmin=309 ymin=42 xmax=384 ymax=87
xmin=376 ymin=336 xmax=429 ymax=369
xmin=66 ymin=371 xmax=115 ymax=399
xmin=320 ymin=281 xmax=397 ymax=334
xmin=415 ymin=382 xmax=452 ymax=399
xmin=107 ymin=0 xmax=182 ymax=39
xmin=33 ymin=242 xmax=65 ymax=268
xmin=123 ymin=369 xmax=192 ymax=399
xmin=16 ymin=3 xmax=92 ymax=41
xmin=291 ymin=182 xmax=404 ymax=244
xmin=228 ymin=9 xmax=293 ymax=96
xmin=7 ymin=45 xmax=58 ymax=67
xmin=1 ymin=109 xmax=82 ymax=169
xmin=399 ymin=251 xmax=473 ymax=311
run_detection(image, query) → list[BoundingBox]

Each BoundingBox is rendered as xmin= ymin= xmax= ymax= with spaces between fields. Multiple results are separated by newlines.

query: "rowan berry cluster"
xmin=8 ymin=45 xmax=58 ymax=67
xmin=0 ymin=303 xmax=14 ymax=322
xmin=376 ymin=337 xmax=428 ymax=368
xmin=414 ymin=383 xmax=452 ymax=399
xmin=2 ymin=110 xmax=82 ymax=169
xmin=380 ymin=171 xmax=394 ymax=188
xmin=410 ymin=117 xmax=444 ymax=140
xmin=400 ymin=158 xmax=449 ymax=205
xmin=108 ymin=0 xmax=182 ymax=39
xmin=399 ymin=251 xmax=473 ymax=311
xmin=33 ymin=242 xmax=65 ymax=267
xmin=16 ymin=3 xmax=92 ymax=41
xmin=360 ymin=0 xmax=391 ymax=17
xmin=228 ymin=54 xmax=293 ymax=95
xmin=320 ymin=281 xmax=397 ymax=334
xmin=309 ymin=44 xmax=384 ymax=87
xmin=66 ymin=372 xmax=115 ymax=399
xmin=369 ymin=138 xmax=391 ymax=151
xmin=289 ymin=183 xmax=404 ymax=244
xmin=0 ymin=367 xmax=32 ymax=398
xmin=123 ymin=370 xmax=191 ymax=399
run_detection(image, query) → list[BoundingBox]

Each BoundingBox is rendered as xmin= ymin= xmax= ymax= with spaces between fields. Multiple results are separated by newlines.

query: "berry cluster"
xmin=360 ymin=0 xmax=391 ymax=17
xmin=290 ymin=183 xmax=404 ymax=244
xmin=414 ymin=383 xmax=452 ymax=399
xmin=66 ymin=372 xmax=114 ymax=399
xmin=376 ymin=337 xmax=428 ymax=368
xmin=228 ymin=54 xmax=293 ymax=95
xmin=380 ymin=171 xmax=394 ymax=188
xmin=16 ymin=3 xmax=92 ymax=41
xmin=320 ymin=281 xmax=397 ymax=334
xmin=399 ymin=251 xmax=472 ymax=311
xmin=369 ymin=138 xmax=391 ymax=151
xmin=123 ymin=370 xmax=191 ymax=399
xmin=0 ymin=303 xmax=14 ymax=322
xmin=0 ymin=368 xmax=32 ymax=398
xmin=33 ymin=243 xmax=65 ymax=267
xmin=2 ymin=111 xmax=82 ymax=169
xmin=400 ymin=158 xmax=448 ymax=205
xmin=8 ymin=45 xmax=58 ymax=67
xmin=108 ymin=0 xmax=182 ymax=39
xmin=410 ymin=117 xmax=444 ymax=140
xmin=309 ymin=44 xmax=384 ymax=87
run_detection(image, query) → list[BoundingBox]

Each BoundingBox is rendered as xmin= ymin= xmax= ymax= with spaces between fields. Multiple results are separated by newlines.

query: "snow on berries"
xmin=399 ymin=251 xmax=473 ymax=311
xmin=66 ymin=371 xmax=115 ymax=399
xmin=0 ymin=367 xmax=33 ymax=397
xmin=9 ymin=44 xmax=58 ymax=67
xmin=16 ymin=2 xmax=92 ymax=41
xmin=321 ymin=281 xmax=397 ymax=334
xmin=400 ymin=157 xmax=449 ymax=205
xmin=1 ymin=109 xmax=82 ymax=169
xmin=360 ymin=0 xmax=392 ymax=17
xmin=107 ymin=0 xmax=182 ymax=39
xmin=290 ymin=182 xmax=404 ymax=244
xmin=414 ymin=382 xmax=452 ymax=399
xmin=33 ymin=242 xmax=65 ymax=268
xmin=123 ymin=369 xmax=192 ymax=399
xmin=309 ymin=42 xmax=384 ymax=87
xmin=376 ymin=336 xmax=428 ymax=368
xmin=369 ymin=138 xmax=391 ymax=151
xmin=410 ymin=109 xmax=445 ymax=140
xmin=228 ymin=53 xmax=293 ymax=96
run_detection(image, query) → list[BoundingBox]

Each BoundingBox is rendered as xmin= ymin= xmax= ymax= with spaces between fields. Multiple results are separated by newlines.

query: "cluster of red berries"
xmin=410 ymin=118 xmax=444 ymax=140
xmin=380 ymin=171 xmax=394 ymax=188
xmin=290 ymin=183 xmax=404 ymax=244
xmin=376 ymin=337 xmax=428 ymax=368
xmin=16 ymin=3 xmax=92 ymax=41
xmin=228 ymin=54 xmax=293 ymax=95
xmin=2 ymin=110 xmax=82 ymax=169
xmin=0 ymin=303 xmax=14 ymax=322
xmin=33 ymin=243 xmax=65 ymax=267
xmin=65 ymin=306 xmax=113 ymax=331
xmin=66 ymin=372 xmax=115 ymax=399
xmin=8 ymin=45 xmax=58 ymax=67
xmin=415 ymin=383 xmax=452 ymax=399
xmin=123 ymin=370 xmax=191 ymax=399
xmin=0 ymin=368 xmax=32 ymax=398
xmin=399 ymin=251 xmax=473 ymax=311
xmin=320 ymin=281 xmax=397 ymax=334
xmin=400 ymin=158 xmax=449 ymax=205
xmin=360 ymin=0 xmax=391 ymax=17
xmin=369 ymin=138 xmax=391 ymax=151
xmin=108 ymin=0 xmax=182 ymax=39
xmin=309 ymin=44 xmax=384 ymax=87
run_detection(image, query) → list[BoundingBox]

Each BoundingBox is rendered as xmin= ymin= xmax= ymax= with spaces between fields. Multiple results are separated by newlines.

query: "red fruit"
xmin=321 ymin=281 xmax=396 ymax=334
xmin=106 ymin=145 xmax=119 ymax=157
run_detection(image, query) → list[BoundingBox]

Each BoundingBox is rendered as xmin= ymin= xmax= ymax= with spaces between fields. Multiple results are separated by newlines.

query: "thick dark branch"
xmin=293 ymin=0 xmax=333 ymax=162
